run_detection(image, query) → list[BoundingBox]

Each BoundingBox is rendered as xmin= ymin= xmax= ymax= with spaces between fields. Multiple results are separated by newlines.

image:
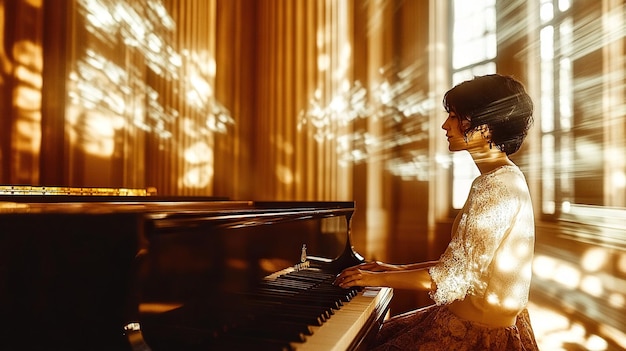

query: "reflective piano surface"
xmin=0 ymin=193 xmax=392 ymax=351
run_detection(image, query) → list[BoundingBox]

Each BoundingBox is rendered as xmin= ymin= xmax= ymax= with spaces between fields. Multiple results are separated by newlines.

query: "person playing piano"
xmin=334 ymin=74 xmax=539 ymax=350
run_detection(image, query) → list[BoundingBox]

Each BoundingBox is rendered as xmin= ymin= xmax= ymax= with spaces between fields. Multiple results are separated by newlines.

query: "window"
xmin=539 ymin=0 xmax=626 ymax=217
xmin=539 ymin=0 xmax=574 ymax=215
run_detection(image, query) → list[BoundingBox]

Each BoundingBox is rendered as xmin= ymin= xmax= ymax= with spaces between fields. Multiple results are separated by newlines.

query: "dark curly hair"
xmin=443 ymin=74 xmax=534 ymax=155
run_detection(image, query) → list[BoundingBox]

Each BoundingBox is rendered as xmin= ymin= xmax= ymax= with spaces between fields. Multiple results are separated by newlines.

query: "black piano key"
xmin=253 ymin=288 xmax=345 ymax=309
xmin=281 ymin=272 xmax=359 ymax=296
xmin=234 ymin=324 xmax=308 ymax=342
xmin=262 ymin=309 xmax=325 ymax=326
xmin=245 ymin=299 xmax=332 ymax=322
xmin=213 ymin=336 xmax=294 ymax=351
xmin=190 ymin=266 xmax=373 ymax=349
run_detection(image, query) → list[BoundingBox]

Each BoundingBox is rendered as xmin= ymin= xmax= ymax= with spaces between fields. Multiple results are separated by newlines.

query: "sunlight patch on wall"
xmin=181 ymin=164 xmax=213 ymax=188
xmin=70 ymin=0 xmax=233 ymax=161
xmin=298 ymin=60 xmax=434 ymax=181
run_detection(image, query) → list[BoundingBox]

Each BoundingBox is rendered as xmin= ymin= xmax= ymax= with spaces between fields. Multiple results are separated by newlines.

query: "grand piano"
xmin=0 ymin=186 xmax=392 ymax=351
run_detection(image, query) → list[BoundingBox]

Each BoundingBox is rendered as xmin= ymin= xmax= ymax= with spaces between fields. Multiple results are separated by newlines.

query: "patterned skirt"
xmin=369 ymin=304 xmax=539 ymax=351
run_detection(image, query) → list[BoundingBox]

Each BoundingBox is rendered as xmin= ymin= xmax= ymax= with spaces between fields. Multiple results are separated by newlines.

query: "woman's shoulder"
xmin=475 ymin=165 xmax=526 ymax=185
xmin=472 ymin=165 xmax=530 ymax=202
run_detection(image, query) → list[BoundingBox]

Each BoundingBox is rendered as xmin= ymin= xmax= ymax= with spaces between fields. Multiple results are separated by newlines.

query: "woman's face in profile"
xmin=442 ymin=112 xmax=466 ymax=151
xmin=441 ymin=111 xmax=484 ymax=152
xmin=442 ymin=112 xmax=465 ymax=150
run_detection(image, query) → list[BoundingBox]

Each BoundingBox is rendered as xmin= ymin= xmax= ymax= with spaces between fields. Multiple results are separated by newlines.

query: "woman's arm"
xmin=345 ymin=260 xmax=439 ymax=272
xmin=333 ymin=261 xmax=438 ymax=290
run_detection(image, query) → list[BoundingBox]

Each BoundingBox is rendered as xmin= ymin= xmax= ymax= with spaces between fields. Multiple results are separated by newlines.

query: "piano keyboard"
xmin=291 ymin=286 xmax=392 ymax=351
xmin=209 ymin=266 xmax=392 ymax=351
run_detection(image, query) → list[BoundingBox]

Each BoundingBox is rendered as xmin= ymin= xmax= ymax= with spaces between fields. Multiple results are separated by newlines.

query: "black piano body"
xmin=0 ymin=191 xmax=392 ymax=351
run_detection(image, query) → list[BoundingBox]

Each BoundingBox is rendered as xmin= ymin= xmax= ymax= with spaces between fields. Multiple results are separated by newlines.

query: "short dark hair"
xmin=443 ymin=74 xmax=534 ymax=155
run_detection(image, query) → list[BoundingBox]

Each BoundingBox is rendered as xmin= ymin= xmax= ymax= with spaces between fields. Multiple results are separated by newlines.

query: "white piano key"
xmin=291 ymin=286 xmax=393 ymax=351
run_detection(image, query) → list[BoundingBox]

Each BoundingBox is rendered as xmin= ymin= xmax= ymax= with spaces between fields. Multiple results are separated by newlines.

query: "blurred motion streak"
xmin=298 ymin=60 xmax=435 ymax=180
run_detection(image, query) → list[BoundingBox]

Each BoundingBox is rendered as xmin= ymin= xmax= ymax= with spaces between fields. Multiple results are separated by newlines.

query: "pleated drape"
xmin=57 ymin=0 xmax=220 ymax=195
xmin=252 ymin=0 xmax=356 ymax=201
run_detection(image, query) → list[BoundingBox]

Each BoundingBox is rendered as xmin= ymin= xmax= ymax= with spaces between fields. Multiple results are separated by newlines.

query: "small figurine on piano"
xmin=293 ymin=244 xmax=310 ymax=271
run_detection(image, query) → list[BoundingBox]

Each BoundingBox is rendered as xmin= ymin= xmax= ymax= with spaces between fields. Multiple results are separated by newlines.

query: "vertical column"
xmin=364 ymin=0 xmax=389 ymax=260
xmin=427 ymin=0 xmax=450 ymax=257
xmin=602 ymin=0 xmax=625 ymax=206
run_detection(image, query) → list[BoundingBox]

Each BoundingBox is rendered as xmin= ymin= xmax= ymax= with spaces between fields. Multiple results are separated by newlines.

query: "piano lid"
xmin=0 ymin=194 xmax=373 ymax=350
xmin=0 ymin=186 xmax=355 ymax=224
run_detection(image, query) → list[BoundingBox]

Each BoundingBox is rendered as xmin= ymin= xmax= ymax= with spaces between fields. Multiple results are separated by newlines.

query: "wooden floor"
xmin=527 ymin=301 xmax=626 ymax=351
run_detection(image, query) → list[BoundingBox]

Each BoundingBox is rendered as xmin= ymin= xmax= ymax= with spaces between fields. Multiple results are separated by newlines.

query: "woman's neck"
xmin=469 ymin=148 xmax=514 ymax=174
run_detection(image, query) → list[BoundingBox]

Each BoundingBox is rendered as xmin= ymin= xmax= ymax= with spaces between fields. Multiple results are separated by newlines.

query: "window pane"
xmin=540 ymin=1 xmax=554 ymax=23
xmin=540 ymin=26 xmax=554 ymax=60
xmin=542 ymin=134 xmax=555 ymax=214
xmin=540 ymin=62 xmax=554 ymax=132
xmin=558 ymin=0 xmax=571 ymax=12
xmin=452 ymin=0 xmax=496 ymax=69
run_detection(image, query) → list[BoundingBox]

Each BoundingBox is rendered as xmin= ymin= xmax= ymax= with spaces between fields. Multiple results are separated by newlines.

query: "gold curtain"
xmin=2 ymin=0 xmax=434 ymax=204
xmin=0 ymin=0 xmax=44 ymax=185
xmin=248 ymin=0 xmax=355 ymax=201
xmin=56 ymin=0 xmax=219 ymax=195
xmin=0 ymin=0 xmax=221 ymax=195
